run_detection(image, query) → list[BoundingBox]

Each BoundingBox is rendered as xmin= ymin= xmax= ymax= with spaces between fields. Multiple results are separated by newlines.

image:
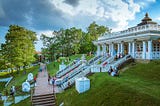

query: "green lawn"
xmin=0 ymin=65 xmax=39 ymax=106
xmin=0 ymin=66 xmax=39 ymax=95
xmin=0 ymin=82 xmax=6 ymax=91
xmin=12 ymin=97 xmax=31 ymax=106
xmin=4 ymin=55 xmax=159 ymax=106
xmin=0 ymin=54 xmax=93 ymax=106
xmin=56 ymin=60 xmax=160 ymax=106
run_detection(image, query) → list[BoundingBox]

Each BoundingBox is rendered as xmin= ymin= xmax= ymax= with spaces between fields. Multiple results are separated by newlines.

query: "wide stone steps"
xmin=32 ymin=93 xmax=56 ymax=106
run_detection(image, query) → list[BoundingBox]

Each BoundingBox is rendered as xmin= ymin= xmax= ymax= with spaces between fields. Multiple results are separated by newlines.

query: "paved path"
xmin=34 ymin=70 xmax=53 ymax=95
xmin=34 ymin=64 xmax=64 ymax=96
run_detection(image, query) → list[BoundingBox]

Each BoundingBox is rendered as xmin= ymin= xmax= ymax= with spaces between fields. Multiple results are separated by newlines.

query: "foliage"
xmin=40 ymin=22 xmax=109 ymax=61
xmin=0 ymin=25 xmax=37 ymax=73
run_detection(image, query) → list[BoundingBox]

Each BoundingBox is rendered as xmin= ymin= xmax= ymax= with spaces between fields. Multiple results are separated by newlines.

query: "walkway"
xmin=34 ymin=70 xmax=53 ymax=95
xmin=32 ymin=64 xmax=56 ymax=106
xmin=33 ymin=64 xmax=63 ymax=96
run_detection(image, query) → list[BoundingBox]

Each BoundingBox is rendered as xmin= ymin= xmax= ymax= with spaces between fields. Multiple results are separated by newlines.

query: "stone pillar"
xmin=106 ymin=45 xmax=109 ymax=54
xmin=118 ymin=43 xmax=120 ymax=54
xmin=111 ymin=43 xmax=114 ymax=56
xmin=148 ymin=40 xmax=152 ymax=60
xmin=120 ymin=42 xmax=124 ymax=55
xmin=128 ymin=42 xmax=131 ymax=55
xmin=142 ymin=41 xmax=146 ymax=59
xmin=132 ymin=42 xmax=135 ymax=58
xmin=109 ymin=44 xmax=111 ymax=56
xmin=97 ymin=45 xmax=101 ymax=56
xmin=102 ymin=44 xmax=106 ymax=55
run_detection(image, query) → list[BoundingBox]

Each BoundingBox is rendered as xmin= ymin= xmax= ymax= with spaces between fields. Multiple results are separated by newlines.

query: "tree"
xmin=40 ymin=22 xmax=109 ymax=59
xmin=80 ymin=21 xmax=109 ymax=53
xmin=87 ymin=21 xmax=109 ymax=40
xmin=40 ymin=31 xmax=59 ymax=61
xmin=1 ymin=25 xmax=37 ymax=74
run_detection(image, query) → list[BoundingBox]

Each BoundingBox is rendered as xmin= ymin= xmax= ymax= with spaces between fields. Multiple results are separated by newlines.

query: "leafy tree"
xmin=80 ymin=21 xmax=109 ymax=53
xmin=1 ymin=25 xmax=37 ymax=74
xmin=40 ymin=22 xmax=109 ymax=59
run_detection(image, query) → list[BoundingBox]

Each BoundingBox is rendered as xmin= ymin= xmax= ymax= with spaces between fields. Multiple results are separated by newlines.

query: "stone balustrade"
xmin=98 ymin=24 xmax=160 ymax=40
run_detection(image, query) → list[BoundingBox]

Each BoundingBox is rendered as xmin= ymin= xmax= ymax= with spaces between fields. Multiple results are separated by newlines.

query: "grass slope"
xmin=8 ymin=54 xmax=93 ymax=105
xmin=0 ymin=66 xmax=39 ymax=95
xmin=57 ymin=61 xmax=160 ymax=106
xmin=0 ymin=82 xmax=6 ymax=91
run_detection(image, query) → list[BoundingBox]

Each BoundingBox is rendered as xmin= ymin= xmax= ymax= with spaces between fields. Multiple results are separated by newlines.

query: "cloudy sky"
xmin=0 ymin=0 xmax=160 ymax=51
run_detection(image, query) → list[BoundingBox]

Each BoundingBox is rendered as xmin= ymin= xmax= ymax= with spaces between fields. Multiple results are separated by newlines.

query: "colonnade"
xmin=96 ymin=40 xmax=153 ymax=60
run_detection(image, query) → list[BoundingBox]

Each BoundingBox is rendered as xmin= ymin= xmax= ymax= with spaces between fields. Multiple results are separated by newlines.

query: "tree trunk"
xmin=23 ymin=66 xmax=26 ymax=75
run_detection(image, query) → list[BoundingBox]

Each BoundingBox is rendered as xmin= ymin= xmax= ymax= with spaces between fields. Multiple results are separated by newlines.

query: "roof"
xmin=137 ymin=13 xmax=157 ymax=26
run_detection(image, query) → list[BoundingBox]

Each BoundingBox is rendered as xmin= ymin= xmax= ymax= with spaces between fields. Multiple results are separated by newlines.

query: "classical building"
xmin=93 ymin=13 xmax=160 ymax=60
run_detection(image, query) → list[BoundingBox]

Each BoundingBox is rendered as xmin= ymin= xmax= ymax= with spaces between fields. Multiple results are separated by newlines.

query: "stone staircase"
xmin=32 ymin=93 xmax=56 ymax=106
xmin=56 ymin=55 xmax=106 ymax=89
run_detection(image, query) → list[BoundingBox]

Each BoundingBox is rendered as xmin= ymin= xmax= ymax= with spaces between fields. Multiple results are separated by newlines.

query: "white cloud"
xmin=51 ymin=0 xmax=140 ymax=31
xmin=0 ymin=3 xmax=5 ymax=17
xmin=37 ymin=30 xmax=54 ymax=38
xmin=156 ymin=17 xmax=160 ymax=21
xmin=136 ymin=0 xmax=156 ymax=8
xmin=34 ymin=30 xmax=54 ymax=51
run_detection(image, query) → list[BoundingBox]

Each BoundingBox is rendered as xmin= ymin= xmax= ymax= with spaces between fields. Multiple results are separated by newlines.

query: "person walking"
xmin=10 ymin=86 xmax=14 ymax=97
xmin=34 ymin=76 xmax=37 ymax=86
xmin=48 ymin=74 xmax=51 ymax=84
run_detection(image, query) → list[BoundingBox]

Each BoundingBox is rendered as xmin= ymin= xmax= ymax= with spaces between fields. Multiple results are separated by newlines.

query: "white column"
xmin=120 ymin=42 xmax=124 ymax=55
xmin=109 ymin=44 xmax=111 ymax=56
xmin=118 ymin=43 xmax=120 ymax=54
xmin=102 ymin=44 xmax=106 ymax=55
xmin=148 ymin=40 xmax=152 ymax=60
xmin=106 ymin=45 xmax=109 ymax=54
xmin=128 ymin=42 xmax=131 ymax=55
xmin=97 ymin=45 xmax=101 ymax=56
xmin=142 ymin=41 xmax=146 ymax=59
xmin=111 ymin=43 xmax=114 ymax=56
xmin=132 ymin=42 xmax=135 ymax=58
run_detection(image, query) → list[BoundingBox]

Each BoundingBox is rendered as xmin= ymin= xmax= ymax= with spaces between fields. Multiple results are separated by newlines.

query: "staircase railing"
xmin=100 ymin=56 xmax=109 ymax=64
xmin=111 ymin=54 xmax=131 ymax=68
xmin=101 ymin=55 xmax=115 ymax=66
xmin=60 ymin=63 xmax=84 ymax=84
xmin=104 ymin=54 xmax=131 ymax=72
xmin=60 ymin=65 xmax=89 ymax=89
xmin=56 ymin=60 xmax=81 ymax=78
xmin=88 ymin=55 xmax=102 ymax=65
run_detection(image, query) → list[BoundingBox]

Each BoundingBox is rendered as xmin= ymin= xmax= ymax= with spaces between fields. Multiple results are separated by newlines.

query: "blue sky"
xmin=0 ymin=0 xmax=160 ymax=51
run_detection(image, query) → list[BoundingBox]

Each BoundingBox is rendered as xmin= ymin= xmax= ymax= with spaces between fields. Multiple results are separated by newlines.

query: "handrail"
xmin=56 ymin=60 xmax=81 ymax=78
xmin=60 ymin=64 xmax=92 ymax=90
xmin=60 ymin=63 xmax=85 ymax=84
xmin=56 ymin=59 xmax=80 ymax=75
xmin=100 ymin=56 xmax=109 ymax=63
xmin=111 ymin=54 xmax=131 ymax=69
xmin=88 ymin=55 xmax=102 ymax=65
xmin=5 ymin=77 xmax=13 ymax=87
xmin=59 ymin=62 xmax=82 ymax=78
